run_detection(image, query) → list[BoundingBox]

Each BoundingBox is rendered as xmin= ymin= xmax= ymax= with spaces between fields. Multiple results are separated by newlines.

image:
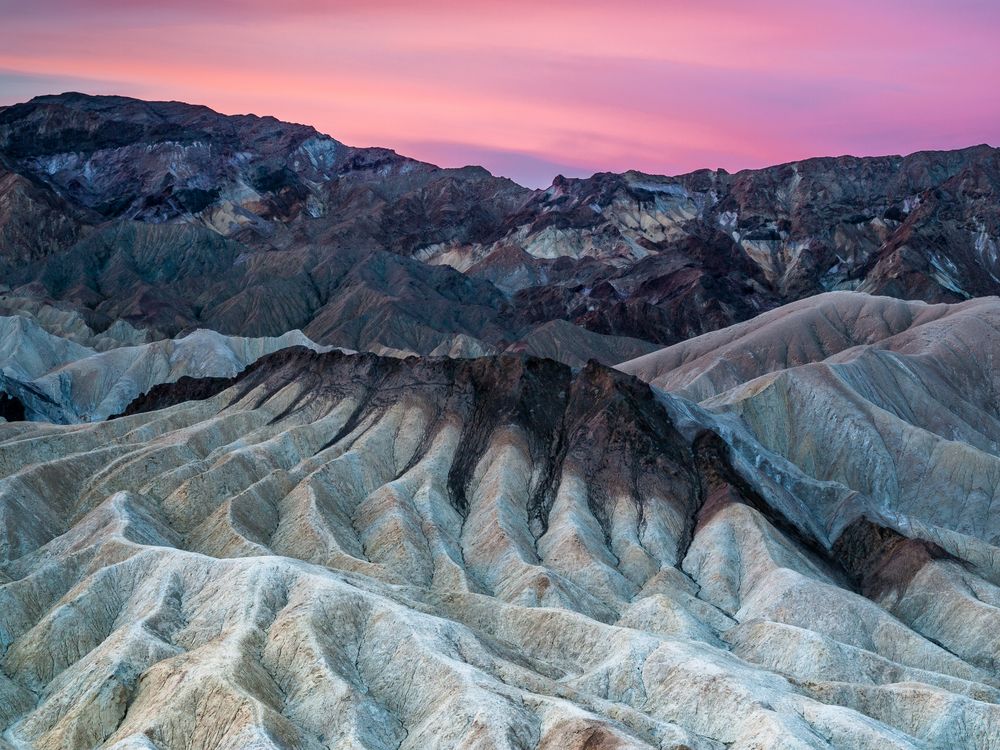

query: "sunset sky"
xmin=2 ymin=1 xmax=998 ymax=187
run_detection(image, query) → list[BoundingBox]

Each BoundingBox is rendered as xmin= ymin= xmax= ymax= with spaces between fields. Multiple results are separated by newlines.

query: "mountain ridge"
xmin=14 ymin=91 xmax=996 ymax=188
xmin=1 ymin=92 xmax=998 ymax=364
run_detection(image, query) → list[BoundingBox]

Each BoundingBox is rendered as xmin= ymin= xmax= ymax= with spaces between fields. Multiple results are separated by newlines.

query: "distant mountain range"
xmin=2 ymin=93 xmax=998 ymax=364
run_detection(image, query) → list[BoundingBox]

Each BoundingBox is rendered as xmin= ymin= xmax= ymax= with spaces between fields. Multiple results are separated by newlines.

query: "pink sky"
xmin=2 ymin=0 xmax=998 ymax=187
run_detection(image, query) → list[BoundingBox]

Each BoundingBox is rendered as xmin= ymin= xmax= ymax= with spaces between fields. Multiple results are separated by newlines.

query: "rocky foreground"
xmin=1 ymin=292 xmax=999 ymax=749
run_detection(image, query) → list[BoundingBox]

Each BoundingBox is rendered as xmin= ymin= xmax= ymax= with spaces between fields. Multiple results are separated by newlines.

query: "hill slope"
xmin=0 ymin=315 xmax=330 ymax=422
xmin=0 ymin=346 xmax=998 ymax=748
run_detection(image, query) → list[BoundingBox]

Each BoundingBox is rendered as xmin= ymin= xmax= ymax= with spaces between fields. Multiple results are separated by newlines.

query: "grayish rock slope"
xmin=0 ymin=343 xmax=997 ymax=748
xmin=619 ymin=292 xmax=1000 ymax=546
xmin=0 ymin=316 xmax=330 ymax=422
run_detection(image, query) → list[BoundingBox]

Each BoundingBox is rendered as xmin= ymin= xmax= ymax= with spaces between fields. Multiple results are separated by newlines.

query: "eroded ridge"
xmin=1 ymin=349 xmax=998 ymax=749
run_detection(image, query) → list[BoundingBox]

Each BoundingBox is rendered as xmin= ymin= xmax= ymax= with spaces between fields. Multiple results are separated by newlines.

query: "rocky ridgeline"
xmin=1 ymin=325 xmax=999 ymax=748
xmin=0 ymin=314 xmax=332 ymax=422
xmin=1 ymin=94 xmax=999 ymax=360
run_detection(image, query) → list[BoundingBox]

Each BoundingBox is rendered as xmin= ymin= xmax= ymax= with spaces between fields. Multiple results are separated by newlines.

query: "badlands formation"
xmin=0 ymin=314 xmax=331 ymax=422
xmin=0 ymin=293 xmax=998 ymax=748
xmin=0 ymin=93 xmax=999 ymax=749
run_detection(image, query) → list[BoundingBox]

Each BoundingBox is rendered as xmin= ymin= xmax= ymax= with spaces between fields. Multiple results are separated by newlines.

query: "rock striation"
xmin=0 ymin=315 xmax=331 ymax=422
xmin=0 ymin=344 xmax=998 ymax=748
xmin=618 ymin=291 xmax=1000 ymax=553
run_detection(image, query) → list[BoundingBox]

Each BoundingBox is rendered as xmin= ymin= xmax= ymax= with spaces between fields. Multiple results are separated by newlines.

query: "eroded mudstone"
xmin=1 ymin=346 xmax=998 ymax=748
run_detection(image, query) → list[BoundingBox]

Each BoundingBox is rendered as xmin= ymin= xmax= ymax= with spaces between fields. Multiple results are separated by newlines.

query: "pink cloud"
xmin=2 ymin=1 xmax=998 ymax=186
